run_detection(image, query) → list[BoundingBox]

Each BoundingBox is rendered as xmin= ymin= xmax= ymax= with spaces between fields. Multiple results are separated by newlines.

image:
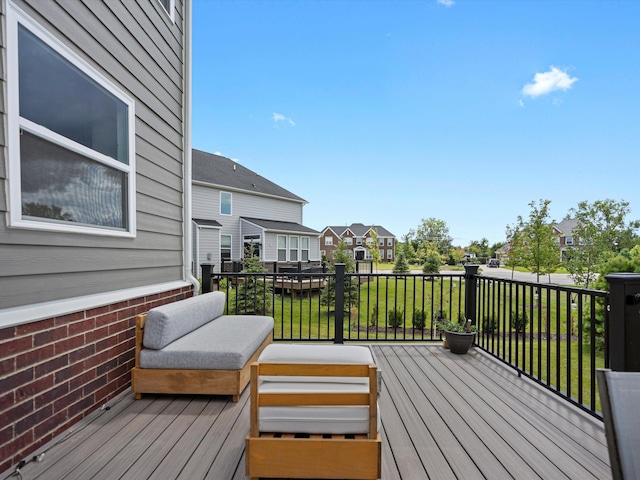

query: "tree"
xmin=518 ymin=199 xmax=559 ymax=282
xmin=504 ymin=223 xmax=526 ymax=279
xmin=566 ymin=199 xmax=638 ymax=289
xmin=232 ymin=253 xmax=272 ymax=315
xmin=366 ymin=227 xmax=382 ymax=270
xmin=392 ymin=250 xmax=410 ymax=274
xmin=467 ymin=238 xmax=491 ymax=259
xmin=415 ymin=217 xmax=452 ymax=256
xmin=422 ymin=249 xmax=441 ymax=274
xmin=320 ymin=238 xmax=359 ymax=312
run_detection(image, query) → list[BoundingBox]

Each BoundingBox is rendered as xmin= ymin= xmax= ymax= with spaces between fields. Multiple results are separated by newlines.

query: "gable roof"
xmin=192 ymin=149 xmax=306 ymax=203
xmin=323 ymin=223 xmax=395 ymax=238
xmin=554 ymin=218 xmax=579 ymax=236
xmin=241 ymin=217 xmax=320 ymax=235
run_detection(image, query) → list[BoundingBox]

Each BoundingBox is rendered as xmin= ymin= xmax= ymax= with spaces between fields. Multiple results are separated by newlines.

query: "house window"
xmin=324 ymin=237 xmax=333 ymax=246
xmin=289 ymin=236 xmax=299 ymax=262
xmin=277 ymin=235 xmax=287 ymax=261
xmin=221 ymin=235 xmax=232 ymax=260
xmin=387 ymin=238 xmax=393 ymax=246
xmin=378 ymin=238 xmax=384 ymax=246
xmin=301 ymin=237 xmax=310 ymax=261
xmin=366 ymin=238 xmax=374 ymax=246
xmin=356 ymin=238 xmax=363 ymax=245
xmin=220 ymin=192 xmax=232 ymax=215
xmin=7 ymin=8 xmax=135 ymax=236
xmin=157 ymin=0 xmax=175 ymax=21
xmin=344 ymin=237 xmax=353 ymax=245
xmin=566 ymin=237 xmax=574 ymax=246
xmin=387 ymin=249 xmax=393 ymax=260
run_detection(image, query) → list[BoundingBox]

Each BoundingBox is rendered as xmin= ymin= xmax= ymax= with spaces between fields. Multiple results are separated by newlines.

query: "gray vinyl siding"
xmin=0 ymin=0 xmax=186 ymax=309
xmin=192 ymin=184 xmax=303 ymax=261
xmin=193 ymin=224 xmax=220 ymax=278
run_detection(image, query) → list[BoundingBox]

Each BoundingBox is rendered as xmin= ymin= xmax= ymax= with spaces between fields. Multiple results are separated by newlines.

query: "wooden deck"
xmin=6 ymin=345 xmax=611 ymax=479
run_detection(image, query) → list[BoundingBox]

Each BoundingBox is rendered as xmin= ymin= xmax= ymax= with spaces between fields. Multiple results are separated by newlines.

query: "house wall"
xmin=193 ymin=184 xmax=303 ymax=264
xmin=0 ymin=0 xmax=187 ymax=313
xmin=194 ymin=225 xmax=220 ymax=275
xmin=0 ymin=0 xmax=190 ymax=470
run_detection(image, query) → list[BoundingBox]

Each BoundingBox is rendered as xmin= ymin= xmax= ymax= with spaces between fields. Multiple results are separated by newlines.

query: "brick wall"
xmin=0 ymin=286 xmax=193 ymax=473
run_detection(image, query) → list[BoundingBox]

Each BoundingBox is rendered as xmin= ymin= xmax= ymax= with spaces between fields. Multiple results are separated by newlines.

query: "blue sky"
xmin=192 ymin=0 xmax=639 ymax=246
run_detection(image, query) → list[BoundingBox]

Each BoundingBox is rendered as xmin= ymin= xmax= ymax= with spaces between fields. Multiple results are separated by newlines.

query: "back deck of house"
xmin=6 ymin=344 xmax=610 ymax=480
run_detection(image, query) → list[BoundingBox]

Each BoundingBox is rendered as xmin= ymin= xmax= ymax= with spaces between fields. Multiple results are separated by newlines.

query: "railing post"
xmin=464 ymin=264 xmax=480 ymax=325
xmin=200 ymin=263 xmax=215 ymax=294
xmin=334 ymin=263 xmax=345 ymax=344
xmin=605 ymin=273 xmax=640 ymax=371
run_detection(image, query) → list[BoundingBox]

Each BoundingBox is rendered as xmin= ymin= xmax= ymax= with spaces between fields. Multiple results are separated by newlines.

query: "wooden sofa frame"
xmin=246 ymin=361 xmax=381 ymax=479
xmin=131 ymin=312 xmax=273 ymax=402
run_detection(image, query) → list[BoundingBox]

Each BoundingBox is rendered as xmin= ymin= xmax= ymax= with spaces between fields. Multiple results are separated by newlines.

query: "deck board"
xmin=3 ymin=344 xmax=611 ymax=480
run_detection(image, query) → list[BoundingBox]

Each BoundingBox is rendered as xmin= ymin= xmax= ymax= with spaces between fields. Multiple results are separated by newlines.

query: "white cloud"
xmin=273 ymin=112 xmax=296 ymax=126
xmin=521 ymin=66 xmax=578 ymax=98
xmin=437 ymin=0 xmax=455 ymax=6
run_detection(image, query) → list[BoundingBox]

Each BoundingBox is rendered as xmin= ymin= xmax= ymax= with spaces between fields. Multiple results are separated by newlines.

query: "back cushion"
xmin=143 ymin=291 xmax=226 ymax=349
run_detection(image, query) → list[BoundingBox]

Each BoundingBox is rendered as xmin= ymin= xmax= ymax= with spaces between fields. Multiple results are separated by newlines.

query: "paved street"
xmin=441 ymin=267 xmax=575 ymax=285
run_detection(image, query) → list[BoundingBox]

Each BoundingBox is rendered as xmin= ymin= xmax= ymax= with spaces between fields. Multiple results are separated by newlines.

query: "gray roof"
xmin=192 ymin=149 xmax=306 ymax=203
xmin=554 ymin=218 xmax=579 ymax=236
xmin=324 ymin=223 xmax=395 ymax=238
xmin=241 ymin=217 xmax=320 ymax=235
xmin=193 ymin=218 xmax=222 ymax=227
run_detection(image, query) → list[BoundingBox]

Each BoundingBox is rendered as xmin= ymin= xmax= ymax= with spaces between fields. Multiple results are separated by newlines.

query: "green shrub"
xmin=482 ymin=316 xmax=497 ymax=334
xmin=388 ymin=309 xmax=404 ymax=328
xmin=412 ymin=309 xmax=427 ymax=329
xmin=510 ymin=311 xmax=528 ymax=333
xmin=369 ymin=304 xmax=379 ymax=328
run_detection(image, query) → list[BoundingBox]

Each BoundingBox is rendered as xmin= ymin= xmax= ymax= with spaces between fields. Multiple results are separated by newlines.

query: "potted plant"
xmin=437 ymin=316 xmax=477 ymax=354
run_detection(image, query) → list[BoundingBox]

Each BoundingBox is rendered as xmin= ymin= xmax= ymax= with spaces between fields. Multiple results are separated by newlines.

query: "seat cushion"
xmin=143 ymin=291 xmax=226 ymax=349
xmin=139 ymin=315 xmax=273 ymax=370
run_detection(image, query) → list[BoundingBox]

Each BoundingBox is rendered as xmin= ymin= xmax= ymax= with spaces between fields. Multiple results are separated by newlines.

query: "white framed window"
xmin=289 ymin=236 xmax=299 ymax=262
xmin=7 ymin=5 xmax=136 ymax=237
xmin=221 ymin=234 xmax=232 ymax=260
xmin=387 ymin=238 xmax=393 ymax=246
xmin=378 ymin=238 xmax=384 ymax=246
xmin=366 ymin=238 xmax=374 ymax=246
xmin=344 ymin=237 xmax=353 ymax=245
xmin=277 ymin=235 xmax=287 ymax=261
xmin=220 ymin=192 xmax=232 ymax=216
xmin=157 ymin=0 xmax=175 ymax=22
xmin=301 ymin=237 xmax=310 ymax=261
xmin=356 ymin=238 xmax=363 ymax=245
xmin=387 ymin=249 xmax=393 ymax=259
xmin=566 ymin=237 xmax=574 ymax=246
xmin=324 ymin=236 xmax=333 ymax=246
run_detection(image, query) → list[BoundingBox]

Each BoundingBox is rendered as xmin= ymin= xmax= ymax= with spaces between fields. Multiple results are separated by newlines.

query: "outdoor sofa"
xmin=131 ymin=291 xmax=273 ymax=401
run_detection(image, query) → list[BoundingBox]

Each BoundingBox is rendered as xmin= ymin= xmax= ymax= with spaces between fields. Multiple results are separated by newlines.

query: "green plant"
xmin=412 ymin=309 xmax=427 ymax=330
xmin=232 ymin=254 xmax=272 ymax=315
xmin=510 ymin=310 xmax=528 ymax=333
xmin=436 ymin=316 xmax=476 ymax=333
xmin=387 ymin=309 xmax=404 ymax=328
xmin=482 ymin=316 xmax=497 ymax=334
xmin=369 ymin=304 xmax=379 ymax=328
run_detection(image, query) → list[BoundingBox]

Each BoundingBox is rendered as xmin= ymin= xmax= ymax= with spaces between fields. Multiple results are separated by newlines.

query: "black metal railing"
xmin=202 ymin=262 xmax=612 ymax=417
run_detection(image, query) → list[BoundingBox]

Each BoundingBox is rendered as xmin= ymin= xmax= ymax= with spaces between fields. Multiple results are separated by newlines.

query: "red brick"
xmin=53 ymin=389 xmax=82 ymax=414
xmin=0 ymin=430 xmax=33 ymax=465
xmin=54 ymin=363 xmax=83 ymax=384
xmin=35 ymin=383 xmax=69 ymax=409
xmin=67 ymin=395 xmax=94 ymax=419
xmin=109 ymin=320 xmax=129 ymax=335
xmin=69 ymin=344 xmax=95 ymax=364
xmin=55 ymin=310 xmax=84 ymax=324
xmin=70 ymin=370 xmax=96 ymax=392
xmin=0 ymin=368 xmax=34 ymax=392
xmin=0 ymin=357 xmax=16 ymax=377
xmin=86 ymin=304 xmax=109 ymax=318
xmin=33 ymin=410 xmax=68 ymax=440
xmin=0 ymin=390 xmax=15 ymax=413
xmin=95 ymin=312 xmax=117 ymax=328
xmin=0 ymin=424 xmax=13 ymax=447
xmin=16 ymin=345 xmax=55 ymax=370
xmin=35 ymin=354 xmax=68 ymax=377
xmin=0 ymin=336 xmax=33 ymax=359
xmin=16 ymin=374 xmax=54 ymax=402
xmin=15 ymin=405 xmax=53 ymax=435
xmin=110 ymin=300 xmax=129 ymax=312
xmin=69 ymin=318 xmax=95 ymax=336
xmin=0 ymin=326 xmax=15 ymax=342
xmin=83 ymin=376 xmax=107 ymax=397
xmin=54 ymin=335 xmax=85 ymax=355
xmin=85 ymin=325 xmax=109 ymax=343
xmin=16 ymin=318 xmax=54 ymax=335
xmin=34 ymin=325 xmax=67 ymax=347
xmin=96 ymin=358 xmax=118 ymax=376
xmin=4 ymin=399 xmax=35 ymax=426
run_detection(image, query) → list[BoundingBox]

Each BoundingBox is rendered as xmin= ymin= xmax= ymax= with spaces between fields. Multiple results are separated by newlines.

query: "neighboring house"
xmin=0 ymin=1 xmax=194 ymax=471
xmin=192 ymin=150 xmax=321 ymax=275
xmin=553 ymin=218 xmax=585 ymax=261
xmin=321 ymin=223 xmax=396 ymax=262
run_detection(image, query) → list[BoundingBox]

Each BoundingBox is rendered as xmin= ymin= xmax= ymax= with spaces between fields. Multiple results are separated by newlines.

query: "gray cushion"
xmin=143 ymin=292 xmax=226 ymax=349
xmin=139 ymin=315 xmax=274 ymax=370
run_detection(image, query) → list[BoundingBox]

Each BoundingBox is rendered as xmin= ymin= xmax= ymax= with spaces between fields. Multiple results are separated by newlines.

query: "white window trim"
xmin=6 ymin=4 xmax=136 ymax=237
xmin=157 ymin=0 xmax=176 ymax=23
xmin=289 ymin=235 xmax=300 ymax=261
xmin=220 ymin=191 xmax=232 ymax=216
xmin=324 ymin=236 xmax=333 ymax=246
xmin=277 ymin=235 xmax=287 ymax=261
xmin=220 ymin=233 xmax=232 ymax=260
xmin=301 ymin=236 xmax=310 ymax=261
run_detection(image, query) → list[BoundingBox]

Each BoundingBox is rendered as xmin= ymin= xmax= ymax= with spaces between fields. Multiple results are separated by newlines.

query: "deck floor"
xmin=5 ymin=345 xmax=611 ymax=479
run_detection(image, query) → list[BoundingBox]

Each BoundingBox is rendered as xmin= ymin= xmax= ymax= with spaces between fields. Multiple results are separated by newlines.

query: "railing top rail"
xmin=475 ymin=274 xmax=608 ymax=297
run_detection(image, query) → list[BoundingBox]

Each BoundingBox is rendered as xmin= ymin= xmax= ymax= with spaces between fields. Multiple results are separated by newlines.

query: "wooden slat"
xmin=257 ymin=362 xmax=371 ymax=377
xmin=258 ymin=392 xmax=370 ymax=407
